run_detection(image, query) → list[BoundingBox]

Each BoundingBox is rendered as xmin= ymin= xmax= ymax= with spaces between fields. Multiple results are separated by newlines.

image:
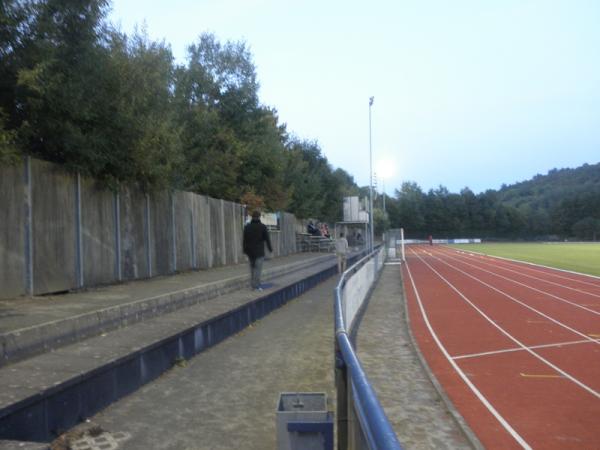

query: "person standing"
xmin=335 ymin=232 xmax=349 ymax=274
xmin=243 ymin=211 xmax=273 ymax=291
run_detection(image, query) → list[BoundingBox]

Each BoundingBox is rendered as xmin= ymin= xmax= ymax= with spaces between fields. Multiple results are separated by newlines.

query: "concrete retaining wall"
xmin=0 ymin=162 xmax=25 ymax=298
xmin=81 ymin=177 xmax=116 ymax=286
xmin=31 ymin=159 xmax=77 ymax=295
xmin=0 ymin=157 xmax=303 ymax=299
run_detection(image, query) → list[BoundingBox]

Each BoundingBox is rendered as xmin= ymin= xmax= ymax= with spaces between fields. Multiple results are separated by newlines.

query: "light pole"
xmin=368 ymin=96 xmax=374 ymax=252
xmin=382 ymin=178 xmax=386 ymax=215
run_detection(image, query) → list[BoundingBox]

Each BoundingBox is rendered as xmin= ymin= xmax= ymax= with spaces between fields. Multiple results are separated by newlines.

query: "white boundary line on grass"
xmin=404 ymin=258 xmax=532 ymax=450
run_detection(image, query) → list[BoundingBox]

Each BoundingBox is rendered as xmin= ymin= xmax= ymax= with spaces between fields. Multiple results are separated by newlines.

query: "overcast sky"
xmin=109 ymin=0 xmax=600 ymax=194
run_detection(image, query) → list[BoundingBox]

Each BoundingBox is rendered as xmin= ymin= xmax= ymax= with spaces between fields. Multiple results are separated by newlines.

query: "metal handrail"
xmin=334 ymin=247 xmax=403 ymax=450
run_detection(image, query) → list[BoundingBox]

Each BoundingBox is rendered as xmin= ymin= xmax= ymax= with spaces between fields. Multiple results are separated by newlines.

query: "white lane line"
xmin=437 ymin=250 xmax=600 ymax=315
xmin=425 ymin=251 xmax=600 ymax=346
xmin=441 ymin=247 xmax=600 ymax=300
xmin=453 ymin=339 xmax=595 ymax=361
xmin=410 ymin=249 xmax=600 ymax=400
xmin=448 ymin=247 xmax=600 ymax=288
xmin=404 ymin=259 xmax=532 ymax=450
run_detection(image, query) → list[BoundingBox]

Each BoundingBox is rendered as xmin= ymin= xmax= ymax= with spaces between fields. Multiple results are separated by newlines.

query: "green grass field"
xmin=450 ymin=242 xmax=600 ymax=277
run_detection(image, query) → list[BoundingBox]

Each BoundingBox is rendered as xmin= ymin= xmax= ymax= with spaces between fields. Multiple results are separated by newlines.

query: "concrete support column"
xmin=75 ymin=173 xmax=84 ymax=288
xmin=220 ymin=199 xmax=226 ymax=266
xmin=114 ymin=191 xmax=122 ymax=281
xmin=171 ymin=192 xmax=177 ymax=272
xmin=24 ymin=156 xmax=34 ymax=295
xmin=145 ymin=193 xmax=152 ymax=277
xmin=191 ymin=209 xmax=197 ymax=269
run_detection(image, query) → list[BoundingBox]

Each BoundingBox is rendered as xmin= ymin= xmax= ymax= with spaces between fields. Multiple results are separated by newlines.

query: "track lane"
xmin=432 ymin=247 xmax=600 ymax=337
xmin=404 ymin=246 xmax=600 ymax=449
xmin=410 ymin=248 xmax=600 ymax=397
xmin=439 ymin=246 xmax=600 ymax=306
xmin=410 ymin=247 xmax=590 ymax=349
xmin=447 ymin=247 xmax=600 ymax=294
xmin=403 ymin=260 xmax=530 ymax=449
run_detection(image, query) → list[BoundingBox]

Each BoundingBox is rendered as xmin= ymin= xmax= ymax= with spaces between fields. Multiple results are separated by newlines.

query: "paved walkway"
xmin=1 ymin=253 xmax=483 ymax=449
xmin=0 ymin=252 xmax=328 ymax=334
xmin=0 ymin=253 xmax=333 ymax=366
xmin=49 ymin=278 xmax=340 ymax=450
xmin=356 ymin=262 xmax=481 ymax=449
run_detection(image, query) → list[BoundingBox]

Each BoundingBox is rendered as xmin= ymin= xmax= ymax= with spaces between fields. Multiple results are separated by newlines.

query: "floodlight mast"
xmin=368 ymin=96 xmax=374 ymax=252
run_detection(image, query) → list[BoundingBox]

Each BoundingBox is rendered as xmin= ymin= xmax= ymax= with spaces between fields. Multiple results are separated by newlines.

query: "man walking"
xmin=243 ymin=211 xmax=273 ymax=291
xmin=335 ymin=232 xmax=349 ymax=274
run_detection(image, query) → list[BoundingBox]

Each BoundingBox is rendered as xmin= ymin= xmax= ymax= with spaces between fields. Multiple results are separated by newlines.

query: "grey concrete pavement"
xmin=0 ymin=252 xmax=334 ymax=365
xmin=355 ymin=262 xmax=481 ymax=450
xmin=0 ymin=252 xmax=329 ymax=333
xmin=54 ymin=277 xmax=340 ymax=450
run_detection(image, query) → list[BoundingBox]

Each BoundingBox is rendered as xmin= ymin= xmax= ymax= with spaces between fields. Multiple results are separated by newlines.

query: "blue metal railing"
xmin=334 ymin=248 xmax=403 ymax=450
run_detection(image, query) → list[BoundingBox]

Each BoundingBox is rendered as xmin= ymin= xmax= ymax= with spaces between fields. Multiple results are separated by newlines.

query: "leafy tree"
xmin=0 ymin=109 xmax=19 ymax=164
xmin=392 ymin=182 xmax=426 ymax=236
xmin=373 ymin=207 xmax=390 ymax=236
xmin=572 ymin=217 xmax=600 ymax=241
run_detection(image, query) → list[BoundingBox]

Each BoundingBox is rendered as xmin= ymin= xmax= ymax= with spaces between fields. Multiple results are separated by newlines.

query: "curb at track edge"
xmin=398 ymin=262 xmax=485 ymax=450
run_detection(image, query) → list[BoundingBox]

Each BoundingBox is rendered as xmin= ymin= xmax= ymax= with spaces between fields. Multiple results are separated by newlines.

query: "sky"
xmin=109 ymin=0 xmax=600 ymax=194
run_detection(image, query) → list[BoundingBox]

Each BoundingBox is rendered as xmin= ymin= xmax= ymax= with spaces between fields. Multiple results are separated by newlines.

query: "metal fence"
xmin=334 ymin=246 xmax=403 ymax=450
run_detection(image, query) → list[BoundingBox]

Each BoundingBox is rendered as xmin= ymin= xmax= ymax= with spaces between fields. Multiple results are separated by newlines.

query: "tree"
xmin=572 ymin=217 xmax=600 ymax=241
xmin=391 ymin=182 xmax=426 ymax=236
xmin=0 ymin=109 xmax=19 ymax=164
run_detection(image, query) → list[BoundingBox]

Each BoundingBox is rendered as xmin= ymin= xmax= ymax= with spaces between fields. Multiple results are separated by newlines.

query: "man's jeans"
xmin=250 ymin=256 xmax=264 ymax=289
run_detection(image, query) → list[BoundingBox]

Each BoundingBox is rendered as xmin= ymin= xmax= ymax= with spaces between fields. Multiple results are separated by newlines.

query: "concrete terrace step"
xmin=0 ymin=253 xmax=334 ymax=367
xmin=0 ymin=253 xmax=355 ymax=444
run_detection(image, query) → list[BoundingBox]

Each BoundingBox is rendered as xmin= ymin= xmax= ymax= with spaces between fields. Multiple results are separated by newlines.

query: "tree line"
xmin=2 ymin=1 xmax=597 ymax=239
xmin=0 ymin=0 xmax=358 ymax=223
xmin=383 ymin=162 xmax=600 ymax=241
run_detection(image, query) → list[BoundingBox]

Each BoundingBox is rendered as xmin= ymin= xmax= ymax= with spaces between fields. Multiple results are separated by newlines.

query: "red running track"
xmin=402 ymin=245 xmax=600 ymax=449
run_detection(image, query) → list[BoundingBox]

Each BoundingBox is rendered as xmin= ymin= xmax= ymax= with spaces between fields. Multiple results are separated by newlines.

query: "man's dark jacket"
xmin=243 ymin=219 xmax=273 ymax=259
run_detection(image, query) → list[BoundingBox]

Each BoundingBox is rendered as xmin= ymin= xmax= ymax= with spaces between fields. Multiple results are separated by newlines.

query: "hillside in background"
xmin=498 ymin=162 xmax=600 ymax=210
xmin=386 ymin=162 xmax=600 ymax=240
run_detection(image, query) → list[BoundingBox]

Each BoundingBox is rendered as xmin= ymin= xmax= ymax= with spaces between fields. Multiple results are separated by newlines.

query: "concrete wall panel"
xmin=280 ymin=212 xmax=297 ymax=256
xmin=31 ymin=159 xmax=76 ymax=294
xmin=193 ymin=195 xmax=211 ymax=269
xmin=174 ymin=191 xmax=194 ymax=271
xmin=0 ymin=161 xmax=25 ymax=297
xmin=0 ymin=157 xmax=303 ymax=298
xmin=269 ymin=231 xmax=281 ymax=258
xmin=120 ymin=186 xmax=148 ymax=280
xmin=209 ymin=198 xmax=224 ymax=266
xmin=222 ymin=200 xmax=236 ymax=265
xmin=81 ymin=178 xmax=116 ymax=286
xmin=231 ymin=203 xmax=243 ymax=264
xmin=149 ymin=191 xmax=172 ymax=276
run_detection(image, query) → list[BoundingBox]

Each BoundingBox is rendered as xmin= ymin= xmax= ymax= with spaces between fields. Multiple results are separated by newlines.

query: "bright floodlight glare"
xmin=376 ymin=159 xmax=395 ymax=180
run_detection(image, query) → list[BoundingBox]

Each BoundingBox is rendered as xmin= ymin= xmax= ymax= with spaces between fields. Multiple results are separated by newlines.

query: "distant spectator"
xmin=428 ymin=235 xmax=433 ymax=246
xmin=320 ymin=223 xmax=330 ymax=238
xmin=307 ymin=221 xmax=319 ymax=236
xmin=243 ymin=211 xmax=273 ymax=291
xmin=335 ymin=232 xmax=349 ymax=274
